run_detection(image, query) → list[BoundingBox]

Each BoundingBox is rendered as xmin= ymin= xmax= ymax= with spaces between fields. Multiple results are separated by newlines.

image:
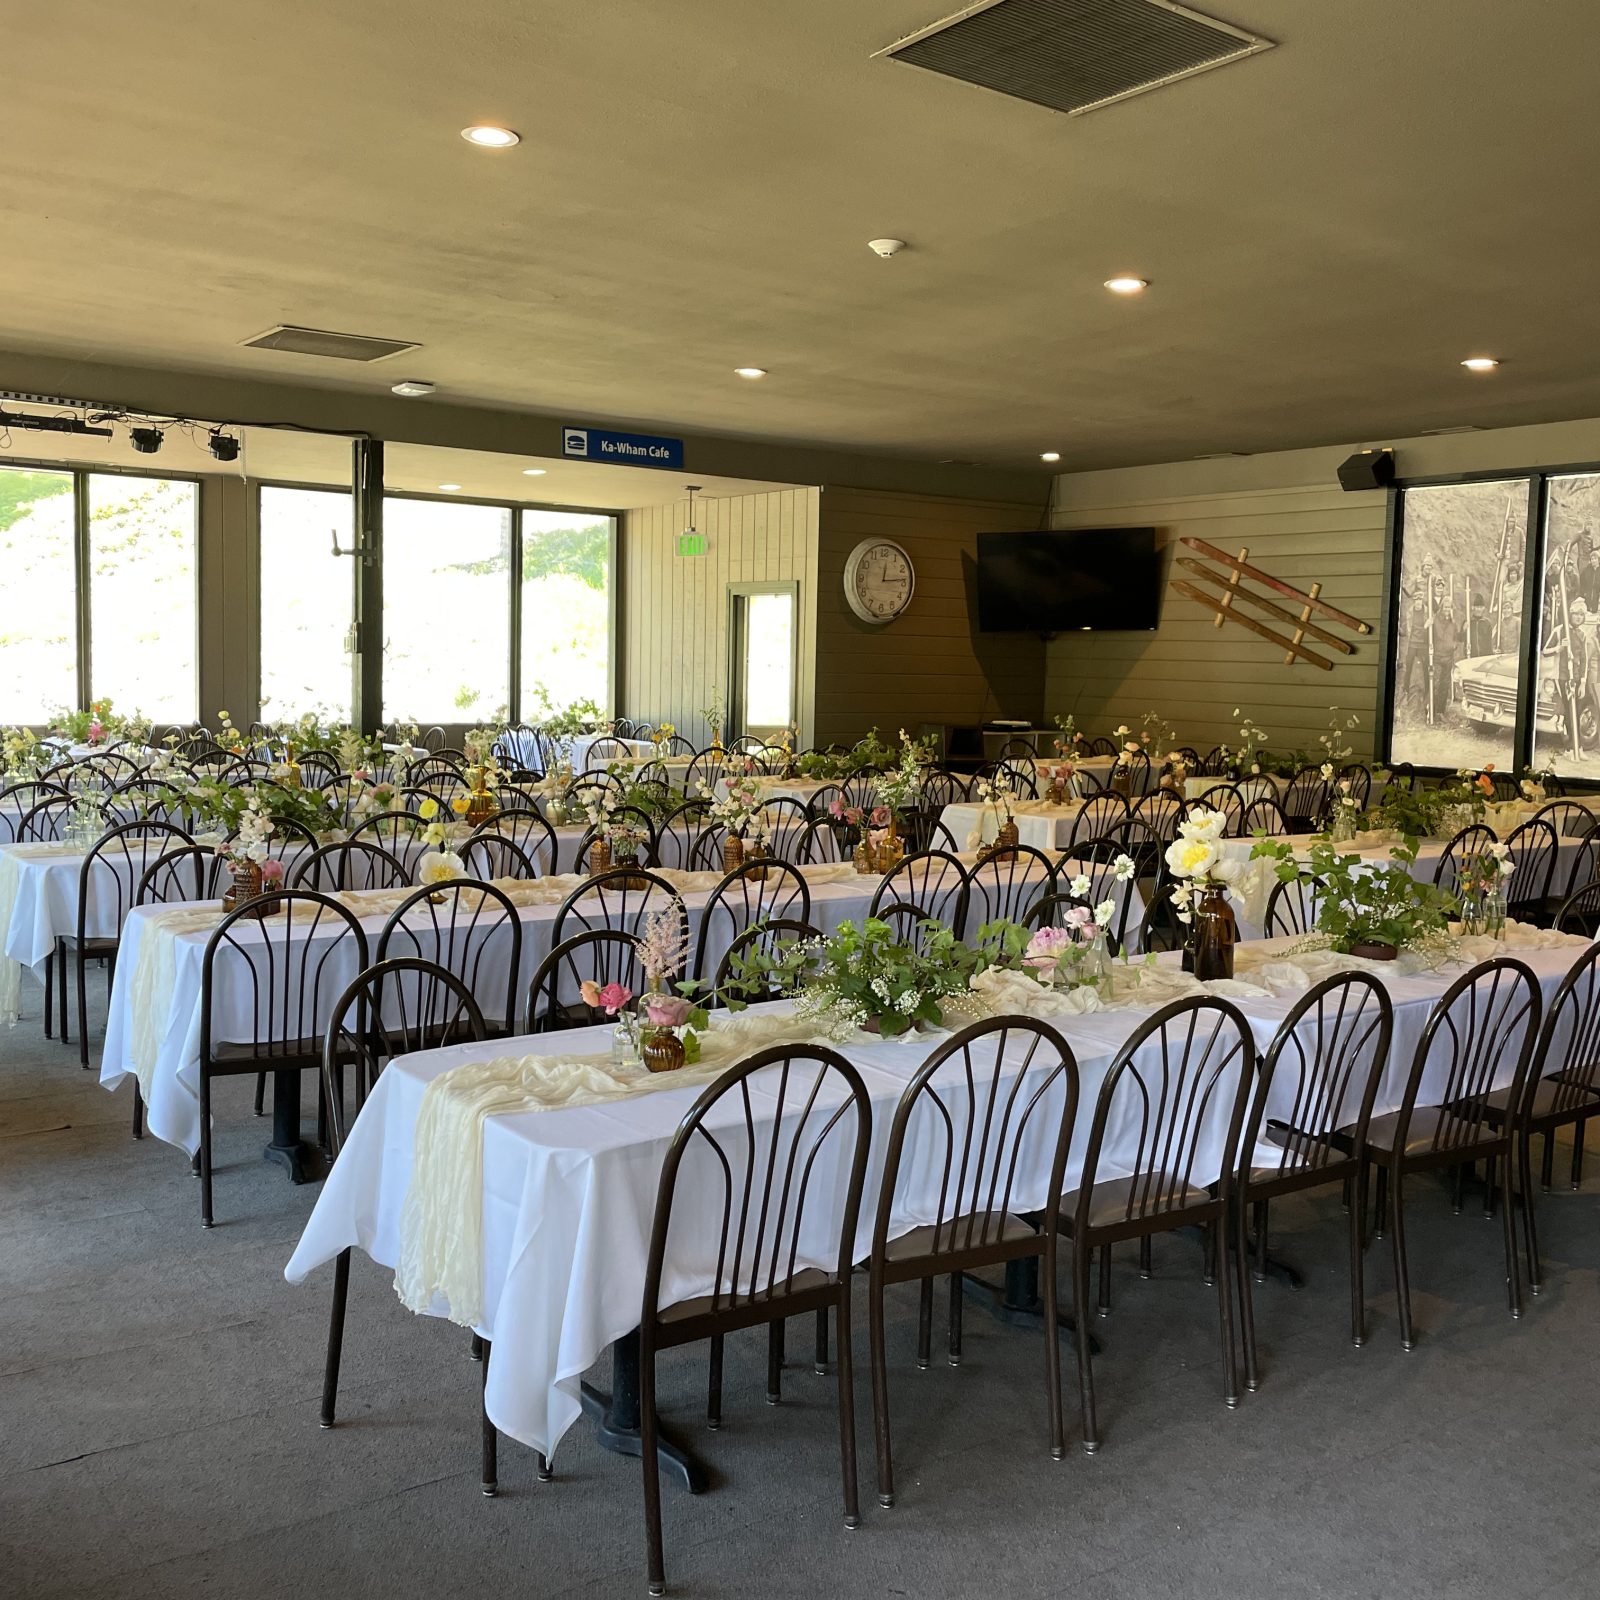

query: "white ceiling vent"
xmin=875 ymin=0 xmax=1274 ymax=117
xmin=240 ymin=325 xmax=420 ymax=362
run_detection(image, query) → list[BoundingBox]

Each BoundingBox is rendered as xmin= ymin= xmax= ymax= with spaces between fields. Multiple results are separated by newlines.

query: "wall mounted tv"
xmin=975 ymin=528 xmax=1161 ymax=633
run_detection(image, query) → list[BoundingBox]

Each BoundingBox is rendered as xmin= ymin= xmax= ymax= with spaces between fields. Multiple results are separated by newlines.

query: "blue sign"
xmin=562 ymin=424 xmax=684 ymax=470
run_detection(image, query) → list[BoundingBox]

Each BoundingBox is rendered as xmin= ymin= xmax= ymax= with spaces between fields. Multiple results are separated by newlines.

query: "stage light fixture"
xmin=208 ymin=431 xmax=240 ymax=462
xmin=129 ymin=426 xmax=164 ymax=454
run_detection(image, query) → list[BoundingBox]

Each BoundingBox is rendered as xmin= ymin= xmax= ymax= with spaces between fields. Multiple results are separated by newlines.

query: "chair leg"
xmin=1097 ymin=1243 xmax=1112 ymax=1316
xmin=707 ymin=1334 xmax=723 ymax=1429
xmin=1373 ymin=1165 xmax=1389 ymax=1240
xmin=320 ymin=1248 xmax=351 ymax=1427
xmin=56 ymin=947 xmax=68 ymax=1045
xmin=1541 ymin=1130 xmax=1555 ymax=1191
xmin=1350 ymin=1165 xmax=1369 ymax=1347
xmin=1216 ymin=1214 xmax=1239 ymax=1408
xmin=916 ymin=1277 xmax=933 ymax=1369
xmin=43 ymin=945 xmax=53 ymax=1037
xmin=1237 ymin=1194 xmax=1260 ymax=1392
xmin=815 ymin=1306 xmax=830 ymax=1375
xmin=199 ymin=1072 xmax=214 ymax=1229
xmin=480 ymin=1339 xmax=498 ymax=1496
xmin=253 ymin=1071 xmax=266 ymax=1117
xmin=766 ymin=1318 xmax=784 ymax=1404
xmin=1203 ymin=1221 xmax=1218 ymax=1288
xmin=1500 ymin=1147 xmax=1523 ymax=1320
xmin=868 ymin=1269 xmax=895 ymax=1508
xmin=834 ymin=1296 xmax=861 ymax=1531
xmin=1521 ymin=1129 xmax=1543 ymax=1295
xmin=131 ymin=1081 xmax=144 ymax=1140
xmin=1251 ymin=1199 xmax=1269 ymax=1284
xmin=642 ymin=1339 xmax=666 ymax=1597
xmin=1138 ymin=1234 xmax=1152 ymax=1280
xmin=1071 ymin=1238 xmax=1099 ymax=1453
xmin=75 ymin=951 xmax=89 ymax=1068
xmin=1389 ymin=1163 xmax=1414 ymax=1350
xmin=947 ymin=1270 xmax=963 ymax=1367
xmin=1572 ymin=1117 xmax=1587 ymax=1189
xmin=1042 ymin=1248 xmax=1065 ymax=1460
xmin=1482 ymin=1154 xmax=1496 ymax=1220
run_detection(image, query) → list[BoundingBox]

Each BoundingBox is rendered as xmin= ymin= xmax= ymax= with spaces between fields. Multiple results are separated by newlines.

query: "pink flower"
xmin=828 ymin=798 xmax=845 ymax=818
xmin=1024 ymin=926 xmax=1072 ymax=971
xmin=259 ymin=858 xmax=284 ymax=884
xmin=1064 ymin=904 xmax=1093 ymax=931
xmin=87 ymin=720 xmax=104 ymax=743
xmin=644 ymin=994 xmax=693 ymax=1027
xmin=597 ymin=982 xmax=632 ymax=1014
xmin=870 ymin=805 xmax=891 ymax=826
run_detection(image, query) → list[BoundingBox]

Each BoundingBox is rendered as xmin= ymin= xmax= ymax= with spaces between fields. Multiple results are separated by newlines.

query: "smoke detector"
xmin=868 ymin=238 xmax=908 ymax=258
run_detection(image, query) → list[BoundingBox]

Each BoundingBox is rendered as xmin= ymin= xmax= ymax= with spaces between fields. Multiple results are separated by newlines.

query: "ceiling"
xmin=4 ymin=1 xmax=1599 ymax=471
xmin=0 ymin=420 xmax=793 ymax=509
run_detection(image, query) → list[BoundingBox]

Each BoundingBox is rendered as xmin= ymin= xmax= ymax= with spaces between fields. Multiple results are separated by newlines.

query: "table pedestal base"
xmin=264 ymin=1068 xmax=322 ymax=1185
xmin=580 ymin=1331 xmax=711 ymax=1494
xmin=962 ymin=1259 xmax=1101 ymax=1354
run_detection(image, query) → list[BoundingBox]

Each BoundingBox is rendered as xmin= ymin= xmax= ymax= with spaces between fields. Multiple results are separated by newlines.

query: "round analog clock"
xmin=843 ymin=538 xmax=915 ymax=625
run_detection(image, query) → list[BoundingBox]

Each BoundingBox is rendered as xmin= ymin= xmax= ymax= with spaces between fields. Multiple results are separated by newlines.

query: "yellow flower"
xmin=451 ymin=796 xmax=470 ymax=815
xmin=418 ymin=797 xmax=439 ymax=820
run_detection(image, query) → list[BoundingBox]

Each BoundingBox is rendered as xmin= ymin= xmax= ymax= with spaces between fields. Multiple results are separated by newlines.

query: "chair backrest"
xmin=1263 ymin=873 xmax=1323 ymax=938
xmin=919 ymin=769 xmax=969 ymax=809
xmin=1554 ymin=876 xmax=1600 ymax=938
xmin=17 ymin=795 xmax=80 ymax=842
xmin=290 ymin=838 xmax=410 ymax=892
xmin=1393 ymin=957 xmax=1542 ymax=1151
xmin=1282 ymin=768 xmax=1329 ymax=826
xmin=524 ymin=927 xmax=658 ymax=1032
xmin=759 ymin=796 xmax=812 ymax=863
xmin=349 ymin=809 xmax=422 ymax=852
xmin=586 ymin=736 xmax=631 ymax=763
xmin=684 ymin=750 xmax=729 ymax=794
xmin=868 ymin=849 xmax=968 ymax=949
xmin=1086 ymin=736 xmax=1117 ymax=757
xmin=1137 ymin=878 xmax=1188 ymax=954
xmin=136 ymin=842 xmax=225 ymax=906
xmin=1243 ymin=973 xmax=1393 ymax=1179
xmin=872 ymin=1016 xmax=1079 ymax=1258
xmin=1524 ymin=939 xmax=1600 ymax=1117
xmin=795 ymin=816 xmax=847 ymax=864
xmin=1070 ymin=791 xmax=1129 ymax=845
xmin=1191 ymin=784 xmax=1247 ymax=836
xmin=1133 ymin=789 xmax=1184 ymax=844
xmin=693 ymin=859 xmax=813 ymax=980
xmin=374 ymin=879 xmax=522 ymax=1037
xmin=1502 ymin=818 xmax=1559 ymax=913
xmin=709 ymin=917 xmax=822 ymax=1006
xmin=1340 ymin=764 xmax=1372 ymax=807
xmin=0 ymin=781 xmax=71 ymax=841
xmin=650 ymin=798 xmax=712 ymax=870
xmin=1433 ymin=823 xmax=1499 ymax=896
xmin=79 ymin=819 xmax=196 ymax=941
xmin=997 ymin=758 xmax=1038 ymax=799
xmin=200 ymin=890 xmax=369 ymax=1061
xmin=961 ymin=844 xmax=1057 ymax=936
xmin=321 ymin=958 xmax=488 ymax=1152
xmin=641 ymin=1044 xmax=871 ymax=1323
xmin=997 ymin=737 xmax=1037 ymax=759
xmin=1075 ymin=996 xmax=1256 ymax=1227
xmin=1242 ymin=796 xmax=1290 ymax=837
xmin=458 ymin=832 xmax=539 ymax=881
xmin=1532 ymin=799 xmax=1597 ymax=839
xmin=551 ymin=866 xmax=686 ymax=948
xmin=1050 ymin=836 xmax=1135 ymax=947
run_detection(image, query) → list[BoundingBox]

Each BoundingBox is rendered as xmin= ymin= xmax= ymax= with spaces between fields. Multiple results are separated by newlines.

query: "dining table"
xmin=283 ymin=919 xmax=1593 ymax=1484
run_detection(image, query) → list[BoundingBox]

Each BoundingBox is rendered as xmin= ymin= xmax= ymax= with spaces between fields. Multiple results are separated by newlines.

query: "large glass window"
xmin=1389 ymin=478 xmax=1527 ymax=772
xmin=259 ymin=486 xmax=355 ymax=723
xmin=520 ymin=509 xmax=612 ymax=714
xmin=1531 ymin=472 xmax=1600 ymax=779
xmin=0 ymin=466 xmax=77 ymax=723
xmin=382 ymin=497 xmax=512 ymax=725
xmin=87 ymin=474 xmax=198 ymax=723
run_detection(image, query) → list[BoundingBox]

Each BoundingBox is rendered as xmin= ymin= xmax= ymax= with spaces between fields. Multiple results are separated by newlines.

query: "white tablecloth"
xmin=283 ymin=928 xmax=1590 ymax=1457
xmin=941 ymin=799 xmax=1085 ymax=853
xmin=713 ymin=775 xmax=831 ymax=807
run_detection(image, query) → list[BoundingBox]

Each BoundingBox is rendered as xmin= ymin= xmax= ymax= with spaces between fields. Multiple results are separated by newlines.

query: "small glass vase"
xmin=1458 ymin=889 xmax=1485 ymax=938
xmin=1083 ymin=931 xmax=1114 ymax=999
xmin=611 ymin=1017 xmax=640 ymax=1067
xmin=1191 ymin=883 xmax=1237 ymax=983
xmin=641 ymin=1027 xmax=686 ymax=1074
xmin=1484 ymin=886 xmax=1507 ymax=940
xmin=1329 ymin=804 xmax=1359 ymax=844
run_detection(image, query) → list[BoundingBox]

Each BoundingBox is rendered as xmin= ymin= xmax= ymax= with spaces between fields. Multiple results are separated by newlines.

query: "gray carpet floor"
xmin=4 ymin=972 xmax=1599 ymax=1600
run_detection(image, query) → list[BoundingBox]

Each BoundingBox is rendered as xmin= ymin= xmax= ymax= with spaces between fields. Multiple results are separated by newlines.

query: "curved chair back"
xmin=962 ymin=844 xmax=1056 ymax=936
xmin=290 ymin=838 xmax=409 ymax=893
xmin=551 ymin=866 xmax=686 ymax=948
xmin=1263 ymin=873 xmax=1323 ymax=938
xmin=868 ymin=850 xmax=968 ymax=952
xmin=524 ymin=927 xmax=663 ymax=1032
xmin=693 ymin=859 xmax=812 ymax=980
xmin=709 ymin=917 xmax=822 ymax=1007
xmin=374 ymin=880 xmax=522 ymax=1037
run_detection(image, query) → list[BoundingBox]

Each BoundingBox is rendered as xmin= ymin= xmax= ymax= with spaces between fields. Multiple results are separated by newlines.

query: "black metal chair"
xmin=1502 ymin=818 xmax=1560 ymax=924
xmin=1241 ymin=795 xmax=1291 ymax=836
xmin=1355 ymin=957 xmax=1541 ymax=1348
xmin=796 ymin=816 xmax=848 ymax=864
xmin=374 ymin=879 xmax=522 ymax=1039
xmin=1068 ymin=791 xmax=1128 ymax=846
xmin=197 ymin=892 xmax=369 ymax=1227
xmin=1432 ymin=823 xmax=1498 ymax=898
xmin=706 ymin=918 xmax=821 ymax=1007
xmin=1191 ymin=784 xmax=1247 ymax=837
xmin=317 ymin=957 xmax=491 ymax=1431
xmin=1132 ymin=789 xmax=1184 ymax=845
xmin=551 ymin=867 xmax=685 ymax=953
xmin=1263 ymin=873 xmax=1323 ymax=938
xmin=919 ymin=770 xmax=969 ymax=809
xmin=17 ymin=794 xmax=79 ymax=842
xmin=0 ymin=780 xmax=70 ymax=841
xmin=650 ymin=798 xmax=712 ymax=870
xmin=759 ymin=796 xmax=811 ymax=863
xmin=1281 ymin=768 xmax=1329 ymax=832
xmin=868 ymin=850 xmax=969 ymax=951
xmin=638 ymin=1043 xmax=871 ymax=1595
xmin=962 ymin=844 xmax=1056 ymax=936
xmin=290 ymin=838 xmax=409 ymax=893
xmin=1043 ymin=834 xmax=1136 ymax=950
xmin=1553 ymin=876 xmax=1600 ymax=937
xmin=348 ymin=809 xmax=423 ymax=853
xmin=867 ymin=1016 xmax=1079 ymax=1504
xmin=1235 ymin=973 xmax=1393 ymax=1388
xmin=1055 ymin=995 xmax=1256 ymax=1450
xmin=1138 ymin=879 xmax=1188 ymax=954
xmin=1340 ymin=764 xmax=1372 ymax=807
xmin=692 ymin=859 xmax=811 ymax=980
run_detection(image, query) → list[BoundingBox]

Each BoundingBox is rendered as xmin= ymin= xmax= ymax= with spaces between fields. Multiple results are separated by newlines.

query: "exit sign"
xmin=677 ymin=531 xmax=707 ymax=557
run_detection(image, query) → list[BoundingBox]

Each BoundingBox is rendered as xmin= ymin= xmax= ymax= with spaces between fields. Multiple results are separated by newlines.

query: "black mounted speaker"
xmin=1337 ymin=448 xmax=1396 ymax=492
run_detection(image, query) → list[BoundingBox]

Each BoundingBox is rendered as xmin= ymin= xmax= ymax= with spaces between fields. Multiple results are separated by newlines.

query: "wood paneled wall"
xmin=620 ymin=487 xmax=820 ymax=745
xmin=813 ymin=487 xmax=1046 ymax=749
xmin=1044 ymin=480 xmax=1388 ymax=758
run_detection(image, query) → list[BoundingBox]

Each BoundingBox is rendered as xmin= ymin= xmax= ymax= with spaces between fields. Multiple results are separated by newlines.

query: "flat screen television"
xmin=975 ymin=528 xmax=1161 ymax=632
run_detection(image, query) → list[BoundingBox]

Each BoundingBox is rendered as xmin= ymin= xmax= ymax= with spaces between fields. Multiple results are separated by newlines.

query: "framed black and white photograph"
xmin=1388 ymin=477 xmax=1529 ymax=772
xmin=1529 ymin=470 xmax=1600 ymax=778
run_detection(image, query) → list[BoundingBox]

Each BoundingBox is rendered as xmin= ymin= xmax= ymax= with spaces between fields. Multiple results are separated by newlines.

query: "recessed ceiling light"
xmin=1040 ymin=451 xmax=1062 ymax=463
xmin=461 ymin=124 xmax=519 ymax=148
xmin=1461 ymin=356 xmax=1500 ymax=372
xmin=1104 ymin=276 xmax=1149 ymax=295
xmin=734 ymin=367 xmax=768 ymax=379
xmin=390 ymin=379 xmax=435 ymax=397
xmin=522 ymin=467 xmax=547 ymax=477
xmin=438 ymin=483 xmax=462 ymax=492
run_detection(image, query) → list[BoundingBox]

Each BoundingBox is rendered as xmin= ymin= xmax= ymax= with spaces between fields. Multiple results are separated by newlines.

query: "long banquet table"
xmin=284 ymin=923 xmax=1593 ymax=1460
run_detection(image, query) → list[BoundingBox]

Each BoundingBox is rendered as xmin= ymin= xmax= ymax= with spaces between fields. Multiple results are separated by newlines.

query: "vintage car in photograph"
xmin=1452 ymin=647 xmax=1596 ymax=743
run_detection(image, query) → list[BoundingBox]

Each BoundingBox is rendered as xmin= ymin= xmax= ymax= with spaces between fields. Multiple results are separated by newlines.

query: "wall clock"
xmin=843 ymin=538 xmax=915 ymax=625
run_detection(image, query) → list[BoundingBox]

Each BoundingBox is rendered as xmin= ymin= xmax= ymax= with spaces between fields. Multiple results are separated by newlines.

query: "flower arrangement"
xmin=2 ymin=727 xmax=51 ymax=780
xmin=1042 ymin=757 xmax=1077 ymax=802
xmin=1319 ymin=706 xmax=1361 ymax=768
xmin=1139 ymin=711 xmax=1174 ymax=754
xmin=220 ymin=802 xmax=280 ymax=873
xmin=1162 ymin=807 xmax=1238 ymax=925
xmin=1326 ymin=776 xmax=1362 ymax=842
xmin=703 ymin=770 xmax=771 ymax=847
xmin=649 ymin=721 xmax=677 ymax=757
xmin=51 ymin=699 xmax=148 ymax=748
xmin=1252 ymin=836 xmax=1452 ymax=958
xmin=872 ymin=729 xmax=924 ymax=816
xmin=418 ymin=851 xmax=466 ymax=888
xmin=700 ymin=688 xmax=725 ymax=747
xmin=1021 ymin=911 xmax=1115 ymax=994
xmin=1223 ymin=708 xmax=1269 ymax=775
xmin=580 ymin=791 xmax=649 ymax=863
xmin=1052 ymin=712 xmax=1084 ymax=755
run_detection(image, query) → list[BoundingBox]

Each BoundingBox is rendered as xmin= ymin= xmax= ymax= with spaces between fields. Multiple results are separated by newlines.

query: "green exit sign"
xmin=677 ymin=531 xmax=708 ymax=557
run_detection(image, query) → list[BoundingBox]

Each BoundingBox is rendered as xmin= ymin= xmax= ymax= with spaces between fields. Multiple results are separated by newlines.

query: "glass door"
xmin=728 ymin=582 xmax=797 ymax=741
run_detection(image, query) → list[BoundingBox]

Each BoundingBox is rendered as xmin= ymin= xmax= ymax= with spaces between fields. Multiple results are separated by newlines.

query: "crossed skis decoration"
xmin=1168 ymin=537 xmax=1373 ymax=672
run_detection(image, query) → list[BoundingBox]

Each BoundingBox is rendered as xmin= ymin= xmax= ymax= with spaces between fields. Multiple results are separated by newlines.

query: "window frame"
xmin=1380 ymin=461 xmax=1589 ymax=774
xmin=0 ymin=456 xmax=202 ymax=726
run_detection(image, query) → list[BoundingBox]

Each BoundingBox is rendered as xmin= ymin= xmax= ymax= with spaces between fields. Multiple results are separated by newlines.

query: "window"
xmin=382 ymin=497 xmax=512 ymax=725
xmin=0 ymin=465 xmax=197 ymax=725
xmin=87 ymin=474 xmax=198 ymax=723
xmin=259 ymin=486 xmax=355 ymax=723
xmin=1531 ymin=471 xmax=1600 ymax=780
xmin=728 ymin=583 xmax=797 ymax=738
xmin=0 ymin=465 xmax=76 ymax=723
xmin=520 ymin=509 xmax=613 ymax=715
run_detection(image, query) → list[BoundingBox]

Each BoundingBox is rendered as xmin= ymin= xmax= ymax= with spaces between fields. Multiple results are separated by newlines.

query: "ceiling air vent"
xmin=240 ymin=325 xmax=420 ymax=362
xmin=875 ymin=0 xmax=1274 ymax=117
